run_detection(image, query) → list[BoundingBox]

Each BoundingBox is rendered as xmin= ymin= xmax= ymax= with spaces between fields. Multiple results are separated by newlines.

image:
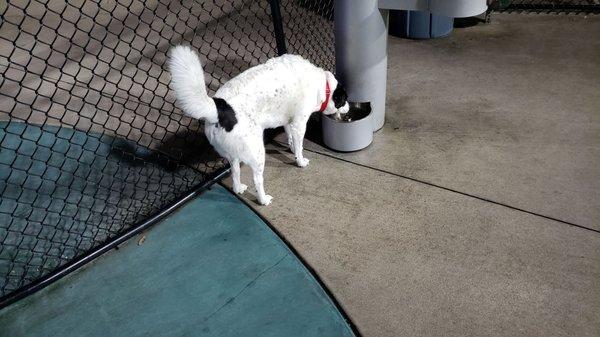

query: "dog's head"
xmin=320 ymin=71 xmax=350 ymax=115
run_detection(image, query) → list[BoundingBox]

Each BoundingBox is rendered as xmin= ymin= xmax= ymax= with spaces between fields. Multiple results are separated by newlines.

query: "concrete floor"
xmin=224 ymin=14 xmax=600 ymax=337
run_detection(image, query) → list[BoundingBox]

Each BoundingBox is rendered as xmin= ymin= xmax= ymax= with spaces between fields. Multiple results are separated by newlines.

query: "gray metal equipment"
xmin=334 ymin=0 xmax=487 ymax=131
xmin=389 ymin=10 xmax=454 ymax=39
xmin=322 ymin=102 xmax=373 ymax=152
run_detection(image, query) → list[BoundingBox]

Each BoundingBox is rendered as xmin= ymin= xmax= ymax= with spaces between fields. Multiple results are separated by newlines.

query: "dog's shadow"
xmin=265 ymin=146 xmax=295 ymax=167
xmin=156 ymin=129 xmax=223 ymax=170
xmin=264 ymin=114 xmax=324 ymax=166
xmin=110 ymin=127 xmax=224 ymax=174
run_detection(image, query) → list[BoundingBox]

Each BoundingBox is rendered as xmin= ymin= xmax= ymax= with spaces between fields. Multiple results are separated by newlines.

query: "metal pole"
xmin=269 ymin=0 xmax=288 ymax=56
xmin=335 ymin=0 xmax=389 ymax=131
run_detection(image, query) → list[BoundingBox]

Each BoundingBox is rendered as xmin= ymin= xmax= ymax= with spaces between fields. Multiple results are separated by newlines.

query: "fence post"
xmin=269 ymin=0 xmax=288 ymax=55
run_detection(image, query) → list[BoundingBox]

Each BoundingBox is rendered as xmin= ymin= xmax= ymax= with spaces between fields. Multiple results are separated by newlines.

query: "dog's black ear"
xmin=332 ymin=83 xmax=348 ymax=109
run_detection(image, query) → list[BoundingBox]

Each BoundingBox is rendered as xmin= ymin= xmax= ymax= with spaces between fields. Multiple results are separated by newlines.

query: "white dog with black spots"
xmin=169 ymin=45 xmax=349 ymax=205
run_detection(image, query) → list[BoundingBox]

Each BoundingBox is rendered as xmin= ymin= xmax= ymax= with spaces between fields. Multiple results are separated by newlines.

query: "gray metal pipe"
xmin=334 ymin=0 xmax=487 ymax=131
xmin=335 ymin=0 xmax=389 ymax=131
xmin=379 ymin=0 xmax=487 ymax=17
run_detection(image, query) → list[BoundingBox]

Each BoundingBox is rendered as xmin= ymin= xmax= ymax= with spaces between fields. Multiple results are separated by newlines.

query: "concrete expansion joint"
xmin=282 ymin=141 xmax=600 ymax=236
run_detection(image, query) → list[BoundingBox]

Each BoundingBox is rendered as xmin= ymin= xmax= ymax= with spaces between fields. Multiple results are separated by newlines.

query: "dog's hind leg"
xmin=251 ymin=162 xmax=272 ymax=206
xmin=284 ymin=124 xmax=294 ymax=152
xmin=290 ymin=121 xmax=309 ymax=168
xmin=248 ymin=145 xmax=272 ymax=206
xmin=230 ymin=159 xmax=247 ymax=194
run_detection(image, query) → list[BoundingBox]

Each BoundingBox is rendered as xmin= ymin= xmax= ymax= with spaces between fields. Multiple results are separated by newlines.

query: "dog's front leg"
xmin=290 ymin=121 xmax=309 ymax=168
xmin=283 ymin=124 xmax=294 ymax=153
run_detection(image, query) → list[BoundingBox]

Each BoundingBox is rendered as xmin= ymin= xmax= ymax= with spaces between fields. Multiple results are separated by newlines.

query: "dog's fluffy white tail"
xmin=169 ymin=45 xmax=218 ymax=123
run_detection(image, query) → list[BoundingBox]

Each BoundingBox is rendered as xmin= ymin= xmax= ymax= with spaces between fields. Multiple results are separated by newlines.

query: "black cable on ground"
xmin=0 ymin=168 xmax=231 ymax=310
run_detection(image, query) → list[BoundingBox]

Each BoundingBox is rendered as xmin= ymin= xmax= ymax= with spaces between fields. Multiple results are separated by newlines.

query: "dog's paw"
xmin=258 ymin=195 xmax=273 ymax=206
xmin=296 ymin=157 xmax=309 ymax=168
xmin=233 ymin=183 xmax=248 ymax=194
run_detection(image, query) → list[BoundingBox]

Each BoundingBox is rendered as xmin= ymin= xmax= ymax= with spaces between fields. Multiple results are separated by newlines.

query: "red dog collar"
xmin=319 ymin=80 xmax=331 ymax=112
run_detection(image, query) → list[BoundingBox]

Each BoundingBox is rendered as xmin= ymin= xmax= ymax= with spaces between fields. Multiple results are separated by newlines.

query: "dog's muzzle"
xmin=339 ymin=102 xmax=350 ymax=114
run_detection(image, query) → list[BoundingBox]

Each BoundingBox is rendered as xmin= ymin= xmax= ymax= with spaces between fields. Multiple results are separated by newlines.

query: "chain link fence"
xmin=281 ymin=0 xmax=334 ymax=72
xmin=0 ymin=0 xmax=334 ymax=307
xmin=490 ymin=0 xmax=600 ymax=13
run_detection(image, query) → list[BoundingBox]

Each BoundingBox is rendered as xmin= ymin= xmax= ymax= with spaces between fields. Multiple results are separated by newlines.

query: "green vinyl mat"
xmin=0 ymin=185 xmax=355 ymax=337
